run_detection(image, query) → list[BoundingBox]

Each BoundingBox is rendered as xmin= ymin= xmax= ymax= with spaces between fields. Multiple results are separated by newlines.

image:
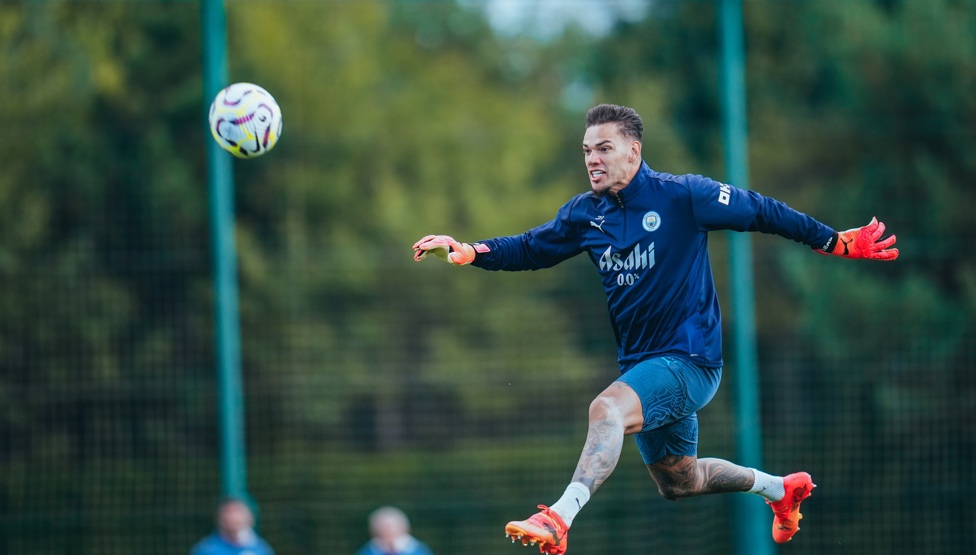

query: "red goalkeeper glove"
xmin=412 ymin=235 xmax=477 ymax=265
xmin=820 ymin=217 xmax=899 ymax=261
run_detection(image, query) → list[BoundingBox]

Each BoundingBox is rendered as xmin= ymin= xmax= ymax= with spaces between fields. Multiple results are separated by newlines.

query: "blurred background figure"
xmin=356 ymin=506 xmax=434 ymax=555
xmin=190 ymin=498 xmax=275 ymax=555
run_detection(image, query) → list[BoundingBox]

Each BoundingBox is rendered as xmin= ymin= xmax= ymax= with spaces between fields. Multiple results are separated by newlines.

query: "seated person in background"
xmin=190 ymin=497 xmax=274 ymax=555
xmin=356 ymin=506 xmax=434 ymax=555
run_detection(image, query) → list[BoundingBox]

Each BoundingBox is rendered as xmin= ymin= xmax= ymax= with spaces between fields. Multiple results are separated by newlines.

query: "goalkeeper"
xmin=412 ymin=104 xmax=898 ymax=554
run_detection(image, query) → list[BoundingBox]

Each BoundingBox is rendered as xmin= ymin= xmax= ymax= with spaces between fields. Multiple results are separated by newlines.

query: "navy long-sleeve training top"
xmin=472 ymin=162 xmax=835 ymax=372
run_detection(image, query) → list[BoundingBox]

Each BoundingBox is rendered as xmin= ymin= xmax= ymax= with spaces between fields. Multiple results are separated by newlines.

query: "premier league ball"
xmin=208 ymin=82 xmax=283 ymax=158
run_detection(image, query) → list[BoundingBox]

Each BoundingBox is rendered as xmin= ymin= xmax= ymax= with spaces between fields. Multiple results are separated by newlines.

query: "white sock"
xmin=749 ymin=468 xmax=785 ymax=502
xmin=549 ymin=482 xmax=591 ymax=528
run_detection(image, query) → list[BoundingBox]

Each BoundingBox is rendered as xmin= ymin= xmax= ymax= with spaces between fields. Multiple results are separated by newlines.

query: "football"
xmin=208 ymin=82 xmax=283 ymax=158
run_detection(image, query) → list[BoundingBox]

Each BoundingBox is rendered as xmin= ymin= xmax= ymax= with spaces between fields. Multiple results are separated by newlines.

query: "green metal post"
xmin=201 ymin=0 xmax=248 ymax=501
xmin=717 ymin=0 xmax=771 ymax=553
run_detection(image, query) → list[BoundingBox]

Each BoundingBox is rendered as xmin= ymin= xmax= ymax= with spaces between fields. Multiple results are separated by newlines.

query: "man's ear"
xmin=630 ymin=140 xmax=642 ymax=163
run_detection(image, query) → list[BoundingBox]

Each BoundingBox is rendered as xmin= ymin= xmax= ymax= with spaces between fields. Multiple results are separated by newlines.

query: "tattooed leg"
xmin=570 ymin=382 xmax=645 ymax=494
xmin=647 ymin=455 xmax=755 ymax=500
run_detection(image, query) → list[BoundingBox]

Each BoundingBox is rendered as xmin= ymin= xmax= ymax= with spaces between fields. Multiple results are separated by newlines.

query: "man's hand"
xmin=412 ymin=235 xmax=477 ymax=265
xmin=823 ymin=217 xmax=899 ymax=261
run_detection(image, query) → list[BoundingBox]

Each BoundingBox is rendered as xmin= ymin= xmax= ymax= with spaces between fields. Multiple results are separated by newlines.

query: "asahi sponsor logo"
xmin=598 ymin=243 xmax=655 ymax=272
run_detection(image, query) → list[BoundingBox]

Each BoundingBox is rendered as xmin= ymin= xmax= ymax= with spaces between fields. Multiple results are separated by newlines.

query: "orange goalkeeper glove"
xmin=412 ymin=234 xmax=477 ymax=265
xmin=820 ymin=217 xmax=899 ymax=261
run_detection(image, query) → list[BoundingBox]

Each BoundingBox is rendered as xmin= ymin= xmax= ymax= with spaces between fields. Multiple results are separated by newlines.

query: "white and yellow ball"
xmin=208 ymin=82 xmax=282 ymax=158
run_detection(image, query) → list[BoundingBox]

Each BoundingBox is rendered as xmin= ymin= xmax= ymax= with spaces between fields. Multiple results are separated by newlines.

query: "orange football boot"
xmin=767 ymin=471 xmax=816 ymax=543
xmin=504 ymin=505 xmax=570 ymax=554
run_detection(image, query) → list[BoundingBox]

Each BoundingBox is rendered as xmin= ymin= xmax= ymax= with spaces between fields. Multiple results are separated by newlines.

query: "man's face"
xmin=218 ymin=502 xmax=254 ymax=545
xmin=582 ymin=122 xmax=641 ymax=196
xmin=373 ymin=514 xmax=407 ymax=547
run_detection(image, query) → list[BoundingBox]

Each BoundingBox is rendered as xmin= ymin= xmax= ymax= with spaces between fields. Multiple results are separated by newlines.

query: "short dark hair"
xmin=585 ymin=104 xmax=643 ymax=143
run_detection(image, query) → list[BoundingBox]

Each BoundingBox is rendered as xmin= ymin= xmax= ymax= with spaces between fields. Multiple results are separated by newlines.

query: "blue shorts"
xmin=616 ymin=356 xmax=722 ymax=465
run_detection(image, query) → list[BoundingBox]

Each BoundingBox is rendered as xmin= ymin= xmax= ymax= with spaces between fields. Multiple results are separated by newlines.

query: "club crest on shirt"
xmin=642 ymin=211 xmax=661 ymax=232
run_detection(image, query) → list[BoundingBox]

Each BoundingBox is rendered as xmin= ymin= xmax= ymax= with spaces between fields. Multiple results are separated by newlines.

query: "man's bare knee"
xmin=655 ymin=480 xmax=695 ymax=501
xmin=587 ymin=382 xmax=645 ymax=436
xmin=588 ymin=395 xmax=620 ymax=424
xmin=648 ymin=455 xmax=701 ymax=500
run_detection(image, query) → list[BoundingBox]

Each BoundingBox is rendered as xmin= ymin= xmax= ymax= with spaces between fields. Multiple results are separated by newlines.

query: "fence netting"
xmin=1 ymin=1 xmax=973 ymax=554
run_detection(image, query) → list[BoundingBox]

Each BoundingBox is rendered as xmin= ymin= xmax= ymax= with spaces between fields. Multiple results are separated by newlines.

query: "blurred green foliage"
xmin=0 ymin=1 xmax=973 ymax=554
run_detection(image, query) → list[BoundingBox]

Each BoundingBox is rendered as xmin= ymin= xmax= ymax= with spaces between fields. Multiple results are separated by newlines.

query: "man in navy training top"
xmin=356 ymin=506 xmax=435 ymax=555
xmin=190 ymin=497 xmax=275 ymax=555
xmin=412 ymin=104 xmax=899 ymax=554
